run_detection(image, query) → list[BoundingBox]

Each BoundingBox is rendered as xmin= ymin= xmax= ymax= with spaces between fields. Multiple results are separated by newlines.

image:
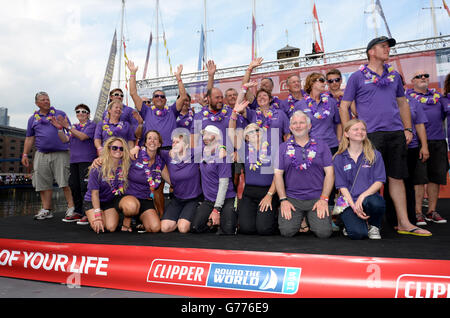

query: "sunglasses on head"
xmin=327 ymin=78 xmax=341 ymax=84
xmin=75 ymin=109 xmax=89 ymax=114
xmin=153 ymin=94 xmax=166 ymax=99
xmin=109 ymin=145 xmax=124 ymax=152
xmin=111 ymin=93 xmax=124 ymax=97
xmin=413 ymin=74 xmax=430 ymax=80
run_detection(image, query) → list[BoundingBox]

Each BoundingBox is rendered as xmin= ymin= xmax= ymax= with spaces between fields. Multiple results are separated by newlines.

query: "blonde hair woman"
xmin=332 ymin=119 xmax=386 ymax=239
xmin=84 ymin=137 xmax=131 ymax=233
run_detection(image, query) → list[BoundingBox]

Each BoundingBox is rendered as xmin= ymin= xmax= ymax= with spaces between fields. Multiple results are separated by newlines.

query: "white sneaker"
xmin=34 ymin=209 xmax=54 ymax=220
xmin=368 ymin=225 xmax=381 ymax=239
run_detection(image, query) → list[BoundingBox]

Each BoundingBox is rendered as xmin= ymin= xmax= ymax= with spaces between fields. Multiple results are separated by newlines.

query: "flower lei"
xmin=359 ymin=64 xmax=396 ymax=87
xmin=248 ymin=141 xmax=270 ymax=171
xmin=33 ymin=107 xmax=56 ymax=124
xmin=151 ymin=104 xmax=169 ymax=117
xmin=202 ymin=107 xmax=228 ymax=122
xmin=255 ymin=107 xmax=274 ymax=129
xmin=102 ymin=118 xmax=124 ymax=136
xmin=177 ymin=108 xmax=194 ymax=127
xmin=285 ymin=138 xmax=318 ymax=170
xmin=303 ymin=92 xmax=331 ymax=119
xmin=140 ymin=147 xmax=163 ymax=198
xmin=67 ymin=120 xmax=90 ymax=137
xmin=407 ymin=88 xmax=442 ymax=105
xmin=110 ymin=166 xmax=124 ymax=196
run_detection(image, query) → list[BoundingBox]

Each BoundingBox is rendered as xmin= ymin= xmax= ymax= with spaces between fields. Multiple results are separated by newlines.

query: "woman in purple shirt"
xmin=333 ymin=119 xmax=386 ymax=240
xmin=160 ymin=131 xmax=202 ymax=233
xmin=84 ymin=137 xmax=131 ymax=234
xmin=56 ymin=104 xmax=97 ymax=224
xmin=94 ymin=100 xmax=136 ymax=154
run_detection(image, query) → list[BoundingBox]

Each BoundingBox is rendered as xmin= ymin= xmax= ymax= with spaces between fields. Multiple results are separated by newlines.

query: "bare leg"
xmin=40 ymin=189 xmax=53 ymax=210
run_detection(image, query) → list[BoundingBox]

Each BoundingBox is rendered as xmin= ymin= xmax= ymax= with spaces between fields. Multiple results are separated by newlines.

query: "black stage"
xmin=1 ymin=199 xmax=449 ymax=261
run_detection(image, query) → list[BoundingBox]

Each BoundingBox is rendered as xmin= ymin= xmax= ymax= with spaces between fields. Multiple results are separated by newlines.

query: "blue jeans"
xmin=340 ymin=193 xmax=385 ymax=240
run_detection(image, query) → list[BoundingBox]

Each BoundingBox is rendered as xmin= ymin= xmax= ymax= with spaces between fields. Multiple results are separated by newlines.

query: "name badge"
xmin=344 ymin=164 xmax=352 ymax=171
xmin=135 ymin=162 xmax=144 ymax=168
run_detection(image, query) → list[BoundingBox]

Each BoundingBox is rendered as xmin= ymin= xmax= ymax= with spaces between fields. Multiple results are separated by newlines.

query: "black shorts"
xmin=367 ymin=130 xmax=408 ymax=179
xmin=83 ymin=196 xmax=121 ymax=212
xmin=136 ymin=198 xmax=156 ymax=215
xmin=161 ymin=195 xmax=202 ymax=222
xmin=414 ymin=139 xmax=449 ymax=185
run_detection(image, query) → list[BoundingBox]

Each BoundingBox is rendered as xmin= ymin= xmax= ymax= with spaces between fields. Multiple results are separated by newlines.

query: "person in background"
xmin=407 ymin=70 xmax=448 ymax=225
xmin=326 ymin=68 xmax=356 ymax=119
xmin=56 ymin=104 xmax=97 ymax=224
xmin=333 ymin=119 xmax=386 ymax=240
xmin=274 ymin=110 xmax=334 ymax=238
xmin=280 ymin=74 xmax=305 ymax=117
xmin=22 ymin=91 xmax=75 ymax=220
xmin=84 ymin=137 xmax=130 ymax=233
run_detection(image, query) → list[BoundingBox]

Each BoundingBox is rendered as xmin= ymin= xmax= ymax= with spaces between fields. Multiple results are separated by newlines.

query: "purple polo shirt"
xmin=103 ymin=104 xmax=138 ymax=130
xmin=84 ymin=167 xmax=119 ymax=202
xmin=343 ymin=64 xmax=405 ymax=133
xmin=125 ymin=153 xmax=166 ymax=200
xmin=406 ymin=89 xmax=448 ymax=140
xmin=69 ymin=121 xmax=97 ymax=163
xmin=26 ymin=108 xmax=70 ymax=153
xmin=406 ymin=98 xmax=428 ymax=149
xmin=140 ymin=102 xmax=177 ymax=147
xmin=199 ymin=162 xmax=236 ymax=202
xmin=243 ymin=142 xmax=274 ymax=187
xmin=160 ymin=150 xmax=202 ymax=200
xmin=293 ymin=95 xmax=340 ymax=148
xmin=279 ymin=92 xmax=306 ymax=117
xmin=277 ymin=138 xmax=332 ymax=200
xmin=246 ymin=107 xmax=290 ymax=144
xmin=333 ymin=150 xmax=386 ymax=202
xmin=94 ymin=120 xmax=135 ymax=145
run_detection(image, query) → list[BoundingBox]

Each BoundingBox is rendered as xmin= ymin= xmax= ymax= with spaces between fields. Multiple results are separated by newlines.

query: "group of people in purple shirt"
xmin=22 ymin=36 xmax=450 ymax=240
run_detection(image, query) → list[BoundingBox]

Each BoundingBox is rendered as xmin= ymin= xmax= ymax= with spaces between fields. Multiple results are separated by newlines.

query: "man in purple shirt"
xmin=279 ymin=74 xmax=305 ymax=117
xmin=340 ymin=36 xmax=431 ymax=237
xmin=21 ymin=91 xmax=75 ymax=220
xmin=407 ymin=70 xmax=448 ymax=224
xmin=274 ymin=110 xmax=334 ymax=238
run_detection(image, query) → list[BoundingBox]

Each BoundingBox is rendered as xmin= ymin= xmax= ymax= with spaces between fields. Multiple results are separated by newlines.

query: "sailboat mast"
xmin=203 ymin=0 xmax=207 ymax=63
xmin=156 ymin=0 xmax=160 ymax=78
xmin=430 ymin=0 xmax=439 ymax=37
xmin=118 ymin=0 xmax=125 ymax=87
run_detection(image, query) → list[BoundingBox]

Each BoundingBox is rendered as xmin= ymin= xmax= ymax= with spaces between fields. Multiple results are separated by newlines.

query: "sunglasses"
xmin=316 ymin=78 xmax=326 ymax=83
xmin=413 ymin=74 xmax=430 ymax=80
xmin=327 ymin=78 xmax=341 ymax=84
xmin=153 ymin=94 xmax=166 ymax=99
xmin=111 ymin=93 xmax=124 ymax=97
xmin=143 ymin=100 xmax=152 ymax=104
xmin=109 ymin=145 xmax=124 ymax=152
xmin=75 ymin=109 xmax=89 ymax=114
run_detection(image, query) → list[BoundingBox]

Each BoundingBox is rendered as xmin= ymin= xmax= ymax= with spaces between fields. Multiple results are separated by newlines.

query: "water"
xmin=0 ymin=188 xmax=68 ymax=218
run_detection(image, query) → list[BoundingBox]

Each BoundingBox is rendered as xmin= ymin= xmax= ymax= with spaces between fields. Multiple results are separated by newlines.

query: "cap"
xmin=366 ymin=36 xmax=396 ymax=52
xmin=203 ymin=125 xmax=221 ymax=136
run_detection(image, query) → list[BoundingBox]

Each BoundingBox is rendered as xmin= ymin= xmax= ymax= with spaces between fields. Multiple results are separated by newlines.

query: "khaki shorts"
xmin=32 ymin=151 xmax=70 ymax=191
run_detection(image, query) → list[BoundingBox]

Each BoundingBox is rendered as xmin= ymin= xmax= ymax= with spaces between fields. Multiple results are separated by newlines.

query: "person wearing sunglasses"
xmin=127 ymin=60 xmax=188 ymax=149
xmin=340 ymin=36 xmax=431 ymax=237
xmin=406 ymin=70 xmax=448 ymax=225
xmin=56 ymin=104 xmax=97 ymax=224
xmin=94 ymin=100 xmax=137 ymax=155
xmin=325 ymin=68 xmax=356 ymax=120
xmin=84 ymin=137 xmax=131 ymax=234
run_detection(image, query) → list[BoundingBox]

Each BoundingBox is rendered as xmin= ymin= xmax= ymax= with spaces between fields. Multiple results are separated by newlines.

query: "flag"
xmin=94 ymin=30 xmax=117 ymax=123
xmin=143 ymin=32 xmax=153 ymax=79
xmin=252 ymin=14 xmax=257 ymax=60
xmin=198 ymin=24 xmax=206 ymax=71
xmin=443 ymin=0 xmax=450 ymax=17
xmin=163 ymin=32 xmax=173 ymax=75
xmin=123 ymin=39 xmax=129 ymax=105
xmin=312 ymin=2 xmax=324 ymax=53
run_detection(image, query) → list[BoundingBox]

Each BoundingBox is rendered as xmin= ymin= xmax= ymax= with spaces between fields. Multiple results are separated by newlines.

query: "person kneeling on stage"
xmin=191 ymin=125 xmax=237 ymax=235
xmin=332 ymin=119 xmax=386 ymax=240
xmin=119 ymin=130 xmax=170 ymax=233
xmin=84 ymin=137 xmax=131 ymax=234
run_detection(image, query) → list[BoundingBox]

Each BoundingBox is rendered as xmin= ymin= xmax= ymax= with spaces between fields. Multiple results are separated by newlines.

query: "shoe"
xmin=416 ymin=214 xmax=427 ymax=226
xmin=62 ymin=207 xmax=78 ymax=222
xmin=342 ymin=228 xmax=348 ymax=236
xmin=368 ymin=225 xmax=381 ymax=239
xmin=34 ymin=209 xmax=54 ymax=220
xmin=76 ymin=215 xmax=89 ymax=225
xmin=397 ymin=227 xmax=432 ymax=237
xmin=425 ymin=211 xmax=447 ymax=224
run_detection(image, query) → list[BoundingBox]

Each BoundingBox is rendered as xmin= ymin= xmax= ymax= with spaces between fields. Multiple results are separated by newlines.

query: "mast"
xmin=203 ymin=0 xmax=207 ymax=63
xmin=430 ymin=0 xmax=439 ymax=37
xmin=117 ymin=0 xmax=125 ymax=87
xmin=156 ymin=0 xmax=160 ymax=78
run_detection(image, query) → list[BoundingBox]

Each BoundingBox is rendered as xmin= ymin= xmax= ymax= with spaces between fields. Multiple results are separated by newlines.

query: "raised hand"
xmin=127 ymin=60 xmax=138 ymax=74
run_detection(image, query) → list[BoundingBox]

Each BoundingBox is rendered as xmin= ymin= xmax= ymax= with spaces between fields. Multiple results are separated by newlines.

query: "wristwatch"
xmin=404 ymin=128 xmax=413 ymax=133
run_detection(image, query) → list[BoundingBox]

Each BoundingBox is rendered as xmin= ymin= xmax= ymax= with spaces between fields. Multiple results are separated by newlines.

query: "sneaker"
xmin=425 ymin=211 xmax=447 ymax=224
xmin=368 ymin=225 xmax=381 ymax=240
xmin=34 ymin=209 xmax=54 ymax=220
xmin=62 ymin=207 xmax=78 ymax=222
xmin=76 ymin=215 xmax=89 ymax=225
xmin=416 ymin=214 xmax=427 ymax=226
xmin=342 ymin=228 xmax=348 ymax=237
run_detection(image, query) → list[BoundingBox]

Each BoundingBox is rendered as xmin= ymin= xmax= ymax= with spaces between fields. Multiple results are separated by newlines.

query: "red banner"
xmin=0 ymin=238 xmax=450 ymax=298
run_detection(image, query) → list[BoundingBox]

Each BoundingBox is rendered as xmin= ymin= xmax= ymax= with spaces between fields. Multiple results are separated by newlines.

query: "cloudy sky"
xmin=0 ymin=0 xmax=449 ymax=129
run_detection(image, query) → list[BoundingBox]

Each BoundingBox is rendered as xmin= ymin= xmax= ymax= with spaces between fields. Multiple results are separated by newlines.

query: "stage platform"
xmin=0 ymin=200 xmax=449 ymax=299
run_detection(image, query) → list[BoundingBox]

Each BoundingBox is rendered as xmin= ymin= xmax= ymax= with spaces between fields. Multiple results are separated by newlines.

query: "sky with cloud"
xmin=0 ymin=0 xmax=449 ymax=129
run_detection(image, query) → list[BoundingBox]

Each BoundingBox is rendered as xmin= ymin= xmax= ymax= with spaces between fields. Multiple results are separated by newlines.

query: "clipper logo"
xmin=395 ymin=274 xmax=450 ymax=298
xmin=147 ymin=259 xmax=301 ymax=295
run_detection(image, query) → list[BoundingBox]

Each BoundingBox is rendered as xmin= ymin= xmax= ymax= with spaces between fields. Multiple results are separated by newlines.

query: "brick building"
xmin=0 ymin=125 xmax=34 ymax=174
